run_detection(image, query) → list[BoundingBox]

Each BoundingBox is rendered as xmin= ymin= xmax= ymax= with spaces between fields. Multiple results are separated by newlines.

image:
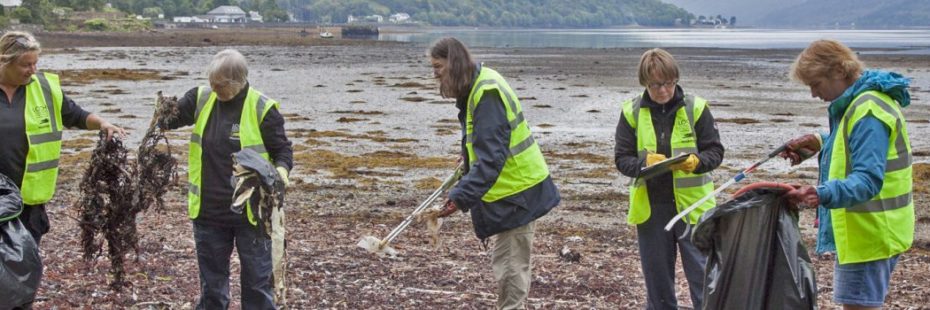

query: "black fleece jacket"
xmin=162 ymin=83 xmax=293 ymax=226
xmin=614 ymin=86 xmax=724 ymax=207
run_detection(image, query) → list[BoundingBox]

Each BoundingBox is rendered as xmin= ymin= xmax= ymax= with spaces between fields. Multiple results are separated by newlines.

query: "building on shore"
xmin=206 ymin=5 xmax=248 ymax=23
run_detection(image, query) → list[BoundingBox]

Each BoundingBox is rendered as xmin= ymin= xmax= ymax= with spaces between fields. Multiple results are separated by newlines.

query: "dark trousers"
xmin=18 ymin=204 xmax=49 ymax=245
xmin=636 ymin=203 xmax=706 ymax=310
xmin=13 ymin=204 xmax=47 ymax=309
xmin=193 ymin=221 xmax=275 ymax=310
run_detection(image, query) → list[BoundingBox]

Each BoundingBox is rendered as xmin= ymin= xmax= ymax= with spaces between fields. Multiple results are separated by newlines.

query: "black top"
xmin=614 ymin=86 xmax=725 ymax=207
xmin=0 ymin=78 xmax=90 ymax=189
xmin=162 ymin=83 xmax=293 ymax=226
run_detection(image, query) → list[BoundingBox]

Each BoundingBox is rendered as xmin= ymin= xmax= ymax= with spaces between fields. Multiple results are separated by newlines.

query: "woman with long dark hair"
xmin=429 ymin=37 xmax=560 ymax=310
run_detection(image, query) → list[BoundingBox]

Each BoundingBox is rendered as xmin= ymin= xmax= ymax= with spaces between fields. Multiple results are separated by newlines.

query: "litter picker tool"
xmin=664 ymin=143 xmax=788 ymax=232
xmin=357 ymin=162 xmax=465 ymax=256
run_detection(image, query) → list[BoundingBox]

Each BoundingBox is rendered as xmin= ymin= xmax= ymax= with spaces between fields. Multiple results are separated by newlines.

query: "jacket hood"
xmin=829 ymin=70 xmax=910 ymax=117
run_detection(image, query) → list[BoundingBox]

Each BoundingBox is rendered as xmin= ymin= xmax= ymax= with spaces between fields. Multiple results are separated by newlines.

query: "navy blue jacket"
xmin=449 ymin=65 xmax=559 ymax=240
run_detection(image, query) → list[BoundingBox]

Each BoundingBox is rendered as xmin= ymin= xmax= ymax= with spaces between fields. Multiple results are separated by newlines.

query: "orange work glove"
xmin=784 ymin=185 xmax=820 ymax=210
xmin=669 ymin=154 xmax=700 ymax=173
xmin=779 ymin=134 xmax=822 ymax=166
xmin=645 ymin=153 xmax=667 ymax=167
xmin=437 ymin=199 xmax=458 ymax=218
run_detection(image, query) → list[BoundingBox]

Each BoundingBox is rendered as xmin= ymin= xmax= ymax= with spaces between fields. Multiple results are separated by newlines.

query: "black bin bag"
xmin=0 ymin=173 xmax=41 ymax=308
xmin=692 ymin=185 xmax=816 ymax=310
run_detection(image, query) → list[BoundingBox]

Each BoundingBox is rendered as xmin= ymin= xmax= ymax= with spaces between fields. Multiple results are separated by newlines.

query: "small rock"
xmin=559 ymin=246 xmax=582 ymax=263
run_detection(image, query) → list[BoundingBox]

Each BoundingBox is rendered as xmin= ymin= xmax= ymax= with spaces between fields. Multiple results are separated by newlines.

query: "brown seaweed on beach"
xmin=76 ymin=92 xmax=179 ymax=290
xmin=77 ymin=132 xmax=136 ymax=289
xmin=134 ymin=92 xmax=179 ymax=212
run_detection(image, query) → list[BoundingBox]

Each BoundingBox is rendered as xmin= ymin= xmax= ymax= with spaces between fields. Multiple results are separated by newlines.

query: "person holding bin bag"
xmin=781 ymin=39 xmax=914 ymax=310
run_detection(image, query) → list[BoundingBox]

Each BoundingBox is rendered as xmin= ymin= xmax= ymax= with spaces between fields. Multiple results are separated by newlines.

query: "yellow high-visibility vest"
xmin=22 ymin=72 xmax=64 ymax=205
xmin=621 ymin=95 xmax=714 ymax=225
xmin=827 ymin=90 xmax=913 ymax=264
xmin=464 ymin=67 xmax=550 ymax=202
xmin=188 ymin=86 xmax=277 ymax=225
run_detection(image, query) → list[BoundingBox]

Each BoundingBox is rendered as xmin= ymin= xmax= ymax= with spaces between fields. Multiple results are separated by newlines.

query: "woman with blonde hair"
xmin=0 ymin=31 xmax=124 ymax=307
xmin=614 ymin=48 xmax=724 ymax=309
xmin=781 ymin=39 xmax=913 ymax=310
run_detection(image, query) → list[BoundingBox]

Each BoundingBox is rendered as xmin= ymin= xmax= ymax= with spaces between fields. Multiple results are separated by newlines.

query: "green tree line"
xmin=279 ymin=0 xmax=692 ymax=27
xmin=8 ymin=0 xmax=694 ymax=27
xmin=5 ymin=0 xmax=289 ymax=25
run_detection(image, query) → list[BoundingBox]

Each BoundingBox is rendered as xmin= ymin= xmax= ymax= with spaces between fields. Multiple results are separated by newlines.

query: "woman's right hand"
xmin=779 ymin=134 xmax=822 ymax=165
xmin=645 ymin=153 xmax=667 ymax=167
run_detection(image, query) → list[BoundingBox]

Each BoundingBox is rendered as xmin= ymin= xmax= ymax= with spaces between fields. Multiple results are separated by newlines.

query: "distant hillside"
xmin=280 ymin=0 xmax=693 ymax=27
xmin=758 ymin=0 xmax=930 ymax=28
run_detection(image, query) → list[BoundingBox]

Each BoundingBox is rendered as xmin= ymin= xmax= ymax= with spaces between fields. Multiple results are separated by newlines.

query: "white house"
xmin=389 ymin=13 xmax=410 ymax=23
xmin=0 ymin=0 xmax=21 ymax=7
xmin=365 ymin=14 xmax=384 ymax=23
xmin=173 ymin=16 xmax=209 ymax=23
xmin=249 ymin=11 xmax=263 ymax=22
xmin=207 ymin=5 xmax=248 ymax=23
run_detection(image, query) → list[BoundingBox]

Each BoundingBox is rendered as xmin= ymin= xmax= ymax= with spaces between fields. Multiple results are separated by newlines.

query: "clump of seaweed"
xmin=133 ymin=91 xmax=179 ymax=211
xmin=76 ymin=91 xmax=180 ymax=290
xmin=77 ymin=132 xmax=135 ymax=289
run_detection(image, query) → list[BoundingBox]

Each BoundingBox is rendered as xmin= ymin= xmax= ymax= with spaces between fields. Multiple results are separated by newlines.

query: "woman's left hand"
xmin=100 ymin=121 xmax=126 ymax=141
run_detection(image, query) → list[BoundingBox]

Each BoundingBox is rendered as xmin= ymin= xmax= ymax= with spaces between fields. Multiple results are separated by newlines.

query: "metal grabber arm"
xmin=664 ymin=143 xmax=788 ymax=232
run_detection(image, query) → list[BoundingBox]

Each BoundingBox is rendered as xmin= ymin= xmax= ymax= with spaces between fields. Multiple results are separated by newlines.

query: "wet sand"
xmin=28 ymin=28 xmax=930 ymax=308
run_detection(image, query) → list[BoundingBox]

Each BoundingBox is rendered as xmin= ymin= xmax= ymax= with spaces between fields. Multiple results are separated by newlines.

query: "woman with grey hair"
xmin=159 ymin=49 xmax=293 ymax=309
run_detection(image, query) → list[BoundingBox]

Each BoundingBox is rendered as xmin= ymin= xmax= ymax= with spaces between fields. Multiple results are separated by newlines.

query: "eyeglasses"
xmin=647 ymin=79 xmax=678 ymax=90
xmin=6 ymin=37 xmax=34 ymax=50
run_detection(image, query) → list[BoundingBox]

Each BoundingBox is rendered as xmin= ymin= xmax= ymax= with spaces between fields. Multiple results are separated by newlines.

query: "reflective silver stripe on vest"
xmin=510 ymin=112 xmax=525 ymax=130
xmin=29 ymin=131 xmax=63 ymax=145
xmin=676 ymin=174 xmax=712 ymax=188
xmin=189 ymin=183 xmax=201 ymax=196
xmin=257 ymin=94 xmax=268 ymax=121
xmin=841 ymin=94 xmax=911 ymax=174
xmin=466 ymin=133 xmax=473 ymax=144
xmin=191 ymin=133 xmax=202 ymax=145
xmin=36 ymin=73 xmax=59 ymax=134
xmin=195 ymin=87 xmax=212 ymax=120
xmin=631 ymin=96 xmax=642 ymax=127
xmin=469 ymin=79 xmax=496 ymax=114
xmin=509 ymin=136 xmax=535 ymax=158
xmin=848 ymin=192 xmax=912 ymax=213
xmin=673 ymin=147 xmax=698 ymax=156
xmin=26 ymin=159 xmax=59 ymax=172
xmin=244 ymin=144 xmax=268 ymax=154
xmin=471 ymin=80 xmax=526 ymax=130
xmin=637 ymin=149 xmax=648 ymax=160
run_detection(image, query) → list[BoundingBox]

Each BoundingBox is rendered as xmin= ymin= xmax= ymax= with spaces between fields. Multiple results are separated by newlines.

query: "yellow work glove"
xmin=645 ymin=153 xmax=667 ymax=167
xmin=669 ymin=154 xmax=700 ymax=173
xmin=276 ymin=166 xmax=289 ymax=187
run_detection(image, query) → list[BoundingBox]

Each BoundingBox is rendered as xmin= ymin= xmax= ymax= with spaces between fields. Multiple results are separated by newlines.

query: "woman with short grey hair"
xmin=0 ymin=30 xmax=125 ymax=308
xmin=159 ymin=48 xmax=293 ymax=309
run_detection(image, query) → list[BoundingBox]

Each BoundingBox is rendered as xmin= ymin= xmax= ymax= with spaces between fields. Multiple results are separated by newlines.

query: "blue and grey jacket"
xmin=814 ymin=70 xmax=911 ymax=254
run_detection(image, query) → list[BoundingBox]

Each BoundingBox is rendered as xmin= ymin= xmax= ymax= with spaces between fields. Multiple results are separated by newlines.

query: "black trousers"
xmin=18 ymin=204 xmax=49 ymax=245
xmin=193 ymin=221 xmax=275 ymax=310
xmin=636 ymin=203 xmax=707 ymax=310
